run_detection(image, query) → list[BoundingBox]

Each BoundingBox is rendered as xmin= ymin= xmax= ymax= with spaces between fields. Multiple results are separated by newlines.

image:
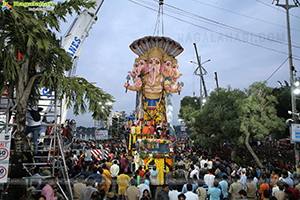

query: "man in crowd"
xmin=184 ymin=183 xmax=198 ymax=200
xmin=125 ymin=179 xmax=140 ymax=200
xmin=78 ymin=177 xmax=98 ymax=200
xmin=110 ymin=160 xmax=120 ymax=192
xmin=157 ymin=184 xmax=169 ymax=200
xmin=229 ymin=176 xmax=243 ymax=200
xmin=118 ymin=168 xmax=131 ymax=200
xmin=169 ymin=183 xmax=180 ymax=200
xmin=138 ymin=178 xmax=150 ymax=200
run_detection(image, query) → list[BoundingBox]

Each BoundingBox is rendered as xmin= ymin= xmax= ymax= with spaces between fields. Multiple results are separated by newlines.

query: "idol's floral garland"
xmin=138 ymin=139 xmax=173 ymax=159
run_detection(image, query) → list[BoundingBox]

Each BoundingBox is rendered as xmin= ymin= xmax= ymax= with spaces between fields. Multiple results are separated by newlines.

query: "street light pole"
xmin=275 ymin=0 xmax=299 ymax=169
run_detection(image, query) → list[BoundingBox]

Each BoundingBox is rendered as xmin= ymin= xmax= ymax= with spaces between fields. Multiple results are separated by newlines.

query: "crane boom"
xmin=39 ymin=0 xmax=105 ymax=124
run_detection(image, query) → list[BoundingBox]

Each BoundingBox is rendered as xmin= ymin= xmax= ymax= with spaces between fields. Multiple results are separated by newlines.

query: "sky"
xmin=61 ymin=0 xmax=300 ymax=128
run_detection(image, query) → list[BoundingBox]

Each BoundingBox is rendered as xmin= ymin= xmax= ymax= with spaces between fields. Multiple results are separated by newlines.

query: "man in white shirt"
xmin=109 ymin=160 xmax=119 ymax=192
xmin=190 ymin=165 xmax=199 ymax=180
xmin=138 ymin=178 xmax=150 ymax=200
xmin=184 ymin=184 xmax=198 ymax=200
xmin=204 ymin=170 xmax=215 ymax=189
xmin=200 ymin=158 xmax=207 ymax=169
xmin=169 ymin=183 xmax=180 ymax=200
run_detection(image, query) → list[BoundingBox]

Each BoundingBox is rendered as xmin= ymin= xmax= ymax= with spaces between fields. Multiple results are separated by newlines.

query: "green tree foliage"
xmin=237 ymin=82 xmax=285 ymax=167
xmin=178 ymin=96 xmax=201 ymax=138
xmin=192 ymin=87 xmax=246 ymax=151
xmin=0 ymin=0 xmax=114 ymax=197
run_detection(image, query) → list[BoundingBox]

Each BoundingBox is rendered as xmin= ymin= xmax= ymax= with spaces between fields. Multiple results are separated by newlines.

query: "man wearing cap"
xmin=125 ymin=179 xmax=140 ymax=200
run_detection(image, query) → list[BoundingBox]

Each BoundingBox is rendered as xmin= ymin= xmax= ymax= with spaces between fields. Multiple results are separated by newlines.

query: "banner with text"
xmin=291 ymin=124 xmax=300 ymax=142
xmin=95 ymin=130 xmax=108 ymax=140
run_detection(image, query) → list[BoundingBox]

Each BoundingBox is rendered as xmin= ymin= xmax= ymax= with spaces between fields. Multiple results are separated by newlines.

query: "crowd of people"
xmin=20 ymin=107 xmax=299 ymax=200
xmin=12 ymin=135 xmax=298 ymax=200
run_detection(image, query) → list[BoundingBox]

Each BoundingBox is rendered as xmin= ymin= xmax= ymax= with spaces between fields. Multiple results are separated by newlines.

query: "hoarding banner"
xmin=291 ymin=123 xmax=300 ymax=142
xmin=95 ymin=130 xmax=108 ymax=140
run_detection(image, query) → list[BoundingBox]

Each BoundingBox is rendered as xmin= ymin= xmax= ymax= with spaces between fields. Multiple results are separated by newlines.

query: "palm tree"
xmin=0 ymin=0 xmax=114 ymax=197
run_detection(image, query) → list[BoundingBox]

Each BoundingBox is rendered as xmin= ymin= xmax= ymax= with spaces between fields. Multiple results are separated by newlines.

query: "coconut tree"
xmin=0 ymin=0 xmax=114 ymax=197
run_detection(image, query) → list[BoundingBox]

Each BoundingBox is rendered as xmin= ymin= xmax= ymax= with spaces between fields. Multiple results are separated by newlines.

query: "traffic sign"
xmin=0 ymin=130 xmax=11 ymax=183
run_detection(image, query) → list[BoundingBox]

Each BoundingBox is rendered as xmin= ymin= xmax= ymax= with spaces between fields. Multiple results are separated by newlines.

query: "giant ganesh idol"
xmin=124 ymin=36 xmax=184 ymax=127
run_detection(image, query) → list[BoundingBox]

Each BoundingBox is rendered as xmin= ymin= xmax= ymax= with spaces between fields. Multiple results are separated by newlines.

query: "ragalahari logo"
xmin=2 ymin=1 xmax=11 ymax=11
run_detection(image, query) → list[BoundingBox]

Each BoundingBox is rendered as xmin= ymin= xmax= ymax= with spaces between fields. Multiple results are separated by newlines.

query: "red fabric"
xmin=62 ymin=128 xmax=67 ymax=136
xmin=139 ymin=170 xmax=145 ymax=178
xmin=149 ymin=126 xmax=155 ymax=135
xmin=287 ymin=187 xmax=300 ymax=200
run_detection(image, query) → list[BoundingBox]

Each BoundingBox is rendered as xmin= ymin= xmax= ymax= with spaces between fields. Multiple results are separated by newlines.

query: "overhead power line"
xmin=154 ymin=0 xmax=300 ymax=48
xmin=134 ymin=0 xmax=300 ymax=49
xmin=128 ymin=0 xmax=300 ymax=60
xmin=255 ymin=0 xmax=300 ymax=20
xmin=265 ymin=57 xmax=289 ymax=82
xmin=191 ymin=0 xmax=300 ymax=33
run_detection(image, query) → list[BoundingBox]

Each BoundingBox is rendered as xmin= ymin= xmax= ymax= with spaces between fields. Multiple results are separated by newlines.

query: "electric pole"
xmin=275 ymin=0 xmax=299 ymax=170
xmin=192 ymin=43 xmax=210 ymax=111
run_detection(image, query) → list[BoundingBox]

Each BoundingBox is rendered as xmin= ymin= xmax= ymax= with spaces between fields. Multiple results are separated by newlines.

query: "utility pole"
xmin=214 ymin=72 xmax=219 ymax=89
xmin=192 ymin=43 xmax=210 ymax=111
xmin=275 ymin=0 xmax=299 ymax=170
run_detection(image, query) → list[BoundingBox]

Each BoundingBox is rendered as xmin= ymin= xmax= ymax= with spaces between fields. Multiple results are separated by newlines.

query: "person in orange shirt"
xmin=259 ymin=181 xmax=270 ymax=200
xmin=142 ymin=123 xmax=149 ymax=139
xmin=139 ymin=166 xmax=145 ymax=178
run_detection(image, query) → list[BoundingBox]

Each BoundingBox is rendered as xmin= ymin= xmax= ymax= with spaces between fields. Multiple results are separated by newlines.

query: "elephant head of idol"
xmin=146 ymin=47 xmax=165 ymax=87
xmin=137 ymin=53 xmax=148 ymax=76
xmin=162 ymin=54 xmax=177 ymax=77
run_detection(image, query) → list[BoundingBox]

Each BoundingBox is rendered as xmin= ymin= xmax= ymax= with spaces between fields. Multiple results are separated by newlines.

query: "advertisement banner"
xmin=291 ymin=124 xmax=300 ymax=142
xmin=95 ymin=130 xmax=108 ymax=140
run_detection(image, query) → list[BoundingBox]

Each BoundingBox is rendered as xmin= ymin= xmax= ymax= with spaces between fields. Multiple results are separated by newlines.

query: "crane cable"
xmin=153 ymin=0 xmax=164 ymax=36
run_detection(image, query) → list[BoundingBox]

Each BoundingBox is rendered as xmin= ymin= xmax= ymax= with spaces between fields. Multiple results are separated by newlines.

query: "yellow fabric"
xmin=129 ymin=134 xmax=132 ymax=150
xmin=117 ymin=174 xmax=131 ymax=195
xmin=133 ymin=134 xmax=136 ymax=143
xmin=136 ymin=126 xmax=141 ymax=134
xmin=155 ymin=158 xmax=165 ymax=185
xmin=145 ymin=157 xmax=153 ymax=170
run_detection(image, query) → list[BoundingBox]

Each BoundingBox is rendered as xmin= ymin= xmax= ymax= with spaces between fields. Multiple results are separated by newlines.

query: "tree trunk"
xmin=208 ymin=148 xmax=212 ymax=155
xmin=245 ymin=133 xmax=263 ymax=168
xmin=231 ymin=145 xmax=237 ymax=160
xmin=7 ymin=55 xmax=32 ymax=198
